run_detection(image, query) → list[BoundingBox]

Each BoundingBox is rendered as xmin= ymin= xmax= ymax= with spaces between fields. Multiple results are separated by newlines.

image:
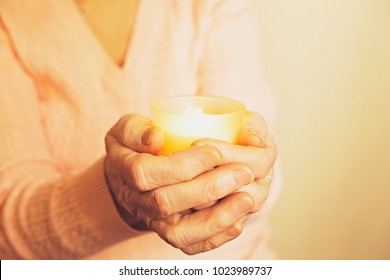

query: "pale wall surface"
xmin=254 ymin=0 xmax=390 ymax=259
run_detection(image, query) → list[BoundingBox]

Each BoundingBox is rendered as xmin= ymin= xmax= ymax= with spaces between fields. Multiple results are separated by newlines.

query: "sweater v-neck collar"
xmin=0 ymin=0 xmax=148 ymax=78
xmin=70 ymin=0 xmax=140 ymax=70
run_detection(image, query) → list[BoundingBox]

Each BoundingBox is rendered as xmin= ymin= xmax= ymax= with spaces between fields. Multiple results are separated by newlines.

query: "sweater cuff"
xmin=59 ymin=157 xmax=143 ymax=253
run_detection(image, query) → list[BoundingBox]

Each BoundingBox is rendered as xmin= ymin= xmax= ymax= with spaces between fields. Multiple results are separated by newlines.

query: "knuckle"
xmin=203 ymin=238 xmax=220 ymax=252
xmin=164 ymin=229 xmax=185 ymax=249
xmin=118 ymin=126 xmax=131 ymax=147
xmin=113 ymin=114 xmax=130 ymax=136
xmin=118 ymin=116 xmax=138 ymax=146
xmin=181 ymin=247 xmax=197 ymax=255
xmin=209 ymin=212 xmax=230 ymax=233
xmin=117 ymin=114 xmax=146 ymax=146
xmin=149 ymin=188 xmax=172 ymax=218
xmin=202 ymin=177 xmax=221 ymax=202
xmin=128 ymin=154 xmax=150 ymax=191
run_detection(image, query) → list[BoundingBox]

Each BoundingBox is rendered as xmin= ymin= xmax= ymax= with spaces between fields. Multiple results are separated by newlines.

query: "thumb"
xmin=108 ymin=114 xmax=164 ymax=154
xmin=238 ymin=111 xmax=268 ymax=148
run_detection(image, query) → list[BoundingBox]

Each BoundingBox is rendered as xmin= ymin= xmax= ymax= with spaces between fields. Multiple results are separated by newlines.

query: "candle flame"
xmin=182 ymin=105 xmax=204 ymax=116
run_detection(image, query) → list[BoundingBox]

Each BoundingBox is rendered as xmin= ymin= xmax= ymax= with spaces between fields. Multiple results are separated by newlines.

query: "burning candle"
xmin=151 ymin=95 xmax=245 ymax=155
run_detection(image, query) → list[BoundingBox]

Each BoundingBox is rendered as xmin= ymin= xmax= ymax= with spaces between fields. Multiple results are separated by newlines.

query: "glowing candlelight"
xmin=151 ymin=96 xmax=245 ymax=155
xmin=182 ymin=105 xmax=205 ymax=116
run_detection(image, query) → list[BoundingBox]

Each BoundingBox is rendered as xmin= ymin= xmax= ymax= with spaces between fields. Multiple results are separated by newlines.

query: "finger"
xmin=239 ymin=111 xmax=269 ymax=147
xmin=192 ymin=201 xmax=216 ymax=211
xmin=239 ymin=127 xmax=265 ymax=148
xmin=133 ymin=163 xmax=254 ymax=218
xmin=150 ymin=192 xmax=254 ymax=249
xmin=181 ymin=221 xmax=243 ymax=255
xmin=239 ymin=168 xmax=274 ymax=213
xmin=244 ymin=111 xmax=269 ymax=134
xmin=193 ymin=137 xmax=276 ymax=179
xmin=107 ymin=114 xmax=164 ymax=154
xmin=111 ymin=144 xmax=223 ymax=192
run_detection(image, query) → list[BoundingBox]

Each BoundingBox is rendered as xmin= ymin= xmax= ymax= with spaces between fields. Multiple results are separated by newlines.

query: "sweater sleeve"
xmin=0 ymin=21 xmax=138 ymax=260
xmin=198 ymin=0 xmax=277 ymax=125
xmin=197 ymin=0 xmax=282 ymax=214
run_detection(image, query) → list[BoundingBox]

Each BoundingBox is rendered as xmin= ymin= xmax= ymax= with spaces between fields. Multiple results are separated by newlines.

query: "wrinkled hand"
xmin=193 ymin=111 xmax=277 ymax=215
xmin=104 ymin=114 xmax=256 ymax=255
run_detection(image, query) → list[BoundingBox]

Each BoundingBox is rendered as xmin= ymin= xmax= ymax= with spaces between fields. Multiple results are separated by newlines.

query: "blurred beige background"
xmin=254 ymin=0 xmax=390 ymax=259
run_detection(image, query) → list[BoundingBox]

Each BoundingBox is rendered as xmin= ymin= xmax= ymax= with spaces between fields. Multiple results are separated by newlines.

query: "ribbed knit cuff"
xmin=53 ymin=156 xmax=144 ymax=257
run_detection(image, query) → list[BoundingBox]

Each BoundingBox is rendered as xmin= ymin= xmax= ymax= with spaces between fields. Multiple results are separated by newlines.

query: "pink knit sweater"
xmin=0 ymin=0 xmax=279 ymax=259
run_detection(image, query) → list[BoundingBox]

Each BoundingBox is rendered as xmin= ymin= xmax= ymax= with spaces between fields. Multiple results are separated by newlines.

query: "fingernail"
xmin=141 ymin=126 xmax=157 ymax=146
xmin=226 ymin=222 xmax=243 ymax=237
xmin=191 ymin=140 xmax=204 ymax=147
xmin=239 ymin=215 xmax=249 ymax=224
xmin=234 ymin=167 xmax=254 ymax=185
xmin=234 ymin=196 xmax=254 ymax=216
xmin=197 ymin=145 xmax=222 ymax=166
xmin=247 ymin=127 xmax=265 ymax=147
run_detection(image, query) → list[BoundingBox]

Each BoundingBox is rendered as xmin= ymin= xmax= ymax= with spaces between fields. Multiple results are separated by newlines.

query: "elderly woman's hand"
xmin=192 ymin=111 xmax=277 ymax=216
xmin=104 ymin=114 xmax=256 ymax=255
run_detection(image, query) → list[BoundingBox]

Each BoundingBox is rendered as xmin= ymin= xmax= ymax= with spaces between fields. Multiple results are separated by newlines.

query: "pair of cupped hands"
xmin=104 ymin=111 xmax=276 ymax=255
